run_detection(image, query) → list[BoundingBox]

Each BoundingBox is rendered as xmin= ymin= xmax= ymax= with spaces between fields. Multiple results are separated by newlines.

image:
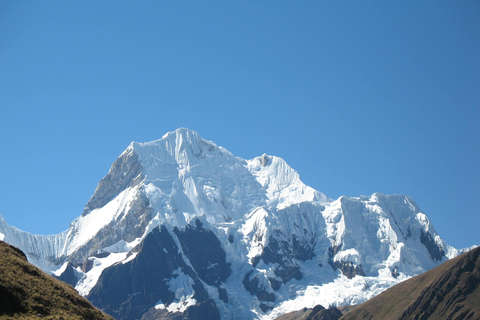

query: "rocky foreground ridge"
xmin=0 ymin=128 xmax=471 ymax=320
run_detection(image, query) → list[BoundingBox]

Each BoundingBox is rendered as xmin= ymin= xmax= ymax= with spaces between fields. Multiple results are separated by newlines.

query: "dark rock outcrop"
xmin=87 ymin=225 xmax=210 ymax=320
xmin=252 ymin=229 xmax=311 ymax=284
xmin=83 ymin=149 xmax=144 ymax=216
xmin=421 ymin=230 xmax=446 ymax=261
xmin=244 ymin=221 xmax=318 ymax=303
xmin=274 ymin=304 xmax=343 ymax=320
xmin=330 ymin=261 xmax=365 ymax=279
xmin=71 ymin=186 xmax=153 ymax=265
xmin=183 ymin=299 xmax=221 ymax=320
xmin=54 ymin=262 xmax=80 ymax=287
xmin=328 ymin=244 xmax=365 ymax=279
xmin=173 ymin=218 xmax=231 ymax=287
xmin=243 ymin=270 xmax=276 ymax=302
xmin=87 ymin=221 xmax=229 ymax=320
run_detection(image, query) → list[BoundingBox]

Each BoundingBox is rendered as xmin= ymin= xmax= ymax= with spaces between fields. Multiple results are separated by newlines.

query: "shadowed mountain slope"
xmin=274 ymin=305 xmax=343 ymax=320
xmin=340 ymin=246 xmax=480 ymax=320
xmin=0 ymin=241 xmax=112 ymax=320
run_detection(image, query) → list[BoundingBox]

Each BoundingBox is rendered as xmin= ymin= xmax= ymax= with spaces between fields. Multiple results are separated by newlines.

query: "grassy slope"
xmin=0 ymin=241 xmax=112 ymax=320
xmin=340 ymin=246 xmax=480 ymax=320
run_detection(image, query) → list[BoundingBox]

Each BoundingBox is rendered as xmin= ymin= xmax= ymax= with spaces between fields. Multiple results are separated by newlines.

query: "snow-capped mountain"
xmin=0 ymin=128 xmax=466 ymax=320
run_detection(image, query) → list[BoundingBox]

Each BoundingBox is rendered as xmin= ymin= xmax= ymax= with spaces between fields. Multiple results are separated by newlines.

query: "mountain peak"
xmin=130 ymin=128 xmax=230 ymax=166
xmin=0 ymin=129 xmax=468 ymax=320
xmin=161 ymin=127 xmax=202 ymax=140
xmin=147 ymin=128 xmax=215 ymax=150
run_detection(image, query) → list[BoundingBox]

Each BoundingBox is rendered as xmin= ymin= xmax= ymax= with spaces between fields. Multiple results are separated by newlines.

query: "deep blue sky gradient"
xmin=0 ymin=1 xmax=479 ymax=248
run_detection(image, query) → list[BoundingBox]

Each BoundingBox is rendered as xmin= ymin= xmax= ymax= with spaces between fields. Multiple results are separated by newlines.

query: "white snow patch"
xmin=155 ymin=268 xmax=197 ymax=313
xmin=76 ymin=252 xmax=129 ymax=296
xmin=242 ymin=207 xmax=269 ymax=260
xmin=334 ymin=248 xmax=360 ymax=263
xmin=102 ymin=237 xmax=142 ymax=254
xmin=67 ymin=187 xmax=138 ymax=255
xmin=52 ymin=261 xmax=69 ymax=277
xmin=122 ymin=252 xmax=138 ymax=264
xmin=264 ymin=275 xmax=401 ymax=319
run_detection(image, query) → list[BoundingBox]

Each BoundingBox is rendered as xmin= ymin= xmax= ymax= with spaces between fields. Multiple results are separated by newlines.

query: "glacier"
xmin=0 ymin=128 xmax=467 ymax=320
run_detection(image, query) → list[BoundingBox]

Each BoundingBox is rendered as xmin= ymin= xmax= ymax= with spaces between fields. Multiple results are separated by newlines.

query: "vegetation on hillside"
xmin=0 ymin=241 xmax=112 ymax=320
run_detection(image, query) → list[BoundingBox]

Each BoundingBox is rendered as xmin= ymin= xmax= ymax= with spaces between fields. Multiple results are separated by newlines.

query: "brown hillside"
xmin=0 ymin=241 xmax=112 ymax=320
xmin=340 ymin=246 xmax=480 ymax=320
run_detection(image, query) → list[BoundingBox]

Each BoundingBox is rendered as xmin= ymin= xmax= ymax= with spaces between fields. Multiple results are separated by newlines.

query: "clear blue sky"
xmin=0 ymin=1 xmax=478 ymax=249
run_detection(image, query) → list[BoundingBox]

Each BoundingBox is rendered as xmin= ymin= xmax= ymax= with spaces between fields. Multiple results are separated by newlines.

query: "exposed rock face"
xmin=243 ymin=270 xmax=276 ymax=302
xmin=54 ymin=262 xmax=79 ymax=287
xmin=246 ymin=203 xmax=320 ymax=297
xmin=173 ymin=219 xmax=231 ymax=288
xmin=83 ymin=148 xmax=143 ymax=216
xmin=327 ymin=245 xmax=365 ymax=279
xmin=330 ymin=261 xmax=366 ymax=280
xmin=87 ymin=219 xmax=228 ymax=320
xmin=87 ymin=225 xmax=209 ymax=320
xmin=182 ymin=299 xmax=221 ymax=320
xmin=274 ymin=304 xmax=343 ymax=320
xmin=421 ymin=230 xmax=446 ymax=261
xmin=251 ymin=230 xmax=304 ymax=284
xmin=70 ymin=185 xmax=154 ymax=265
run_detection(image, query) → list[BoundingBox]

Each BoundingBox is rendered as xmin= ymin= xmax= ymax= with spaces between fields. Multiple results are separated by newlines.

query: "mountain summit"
xmin=0 ymin=128 xmax=467 ymax=320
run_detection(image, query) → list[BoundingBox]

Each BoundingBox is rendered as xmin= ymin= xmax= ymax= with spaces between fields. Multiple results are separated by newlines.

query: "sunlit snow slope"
xmin=0 ymin=128 xmax=467 ymax=320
